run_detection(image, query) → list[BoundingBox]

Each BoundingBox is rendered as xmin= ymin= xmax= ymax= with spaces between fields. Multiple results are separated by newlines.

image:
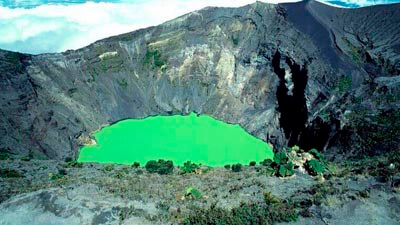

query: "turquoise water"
xmin=78 ymin=113 xmax=274 ymax=166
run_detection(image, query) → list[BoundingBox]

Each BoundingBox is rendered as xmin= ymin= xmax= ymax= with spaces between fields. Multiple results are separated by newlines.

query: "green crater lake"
xmin=78 ymin=113 xmax=273 ymax=166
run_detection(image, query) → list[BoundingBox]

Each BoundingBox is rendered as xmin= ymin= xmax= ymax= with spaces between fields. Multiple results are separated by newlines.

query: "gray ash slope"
xmin=1 ymin=0 xmax=399 ymax=160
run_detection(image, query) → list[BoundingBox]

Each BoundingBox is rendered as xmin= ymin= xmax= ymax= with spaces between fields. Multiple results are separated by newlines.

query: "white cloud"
xmin=1 ymin=0 xmax=395 ymax=54
xmin=0 ymin=0 xmax=303 ymax=54
xmin=324 ymin=0 xmax=397 ymax=7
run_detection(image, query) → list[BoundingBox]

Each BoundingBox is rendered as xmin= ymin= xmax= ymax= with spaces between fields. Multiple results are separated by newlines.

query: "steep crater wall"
xmin=1 ymin=1 xmax=399 ymax=160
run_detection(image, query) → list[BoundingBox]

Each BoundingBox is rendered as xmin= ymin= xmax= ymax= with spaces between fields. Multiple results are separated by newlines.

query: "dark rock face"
xmin=0 ymin=1 xmax=399 ymax=160
xmin=272 ymin=50 xmax=309 ymax=147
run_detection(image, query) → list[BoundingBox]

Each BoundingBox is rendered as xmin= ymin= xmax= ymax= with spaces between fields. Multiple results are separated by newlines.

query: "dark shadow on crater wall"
xmin=272 ymin=50 xmax=332 ymax=150
xmin=273 ymin=50 xmax=308 ymax=147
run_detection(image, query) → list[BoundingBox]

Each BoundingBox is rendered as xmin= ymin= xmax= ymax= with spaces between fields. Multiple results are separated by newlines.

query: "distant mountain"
xmin=0 ymin=0 xmax=399 ymax=160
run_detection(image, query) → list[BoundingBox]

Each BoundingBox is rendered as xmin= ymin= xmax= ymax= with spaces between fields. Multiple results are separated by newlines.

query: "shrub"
xmin=182 ymin=192 xmax=298 ymax=225
xmin=103 ymin=165 xmax=114 ymax=172
xmin=265 ymin=167 xmax=276 ymax=176
xmin=278 ymin=162 xmax=295 ymax=177
xmin=224 ymin=164 xmax=231 ymax=169
xmin=58 ymin=168 xmax=67 ymax=175
xmin=291 ymin=145 xmax=300 ymax=152
xmin=338 ymin=75 xmax=352 ymax=94
xmin=309 ymin=149 xmax=324 ymax=160
xmin=49 ymin=173 xmax=64 ymax=180
xmin=145 ymin=159 xmax=174 ymax=175
xmin=20 ymin=155 xmax=31 ymax=162
xmin=0 ymin=153 xmax=9 ymax=160
xmin=64 ymin=161 xmax=83 ymax=168
xmin=186 ymin=187 xmax=202 ymax=199
xmin=0 ymin=169 xmax=24 ymax=178
xmin=305 ymin=159 xmax=325 ymax=176
xmin=49 ymin=168 xmax=67 ymax=180
xmin=249 ymin=161 xmax=257 ymax=167
xmin=264 ymin=192 xmax=280 ymax=205
xmin=260 ymin=159 xmax=273 ymax=166
xmin=132 ymin=162 xmax=140 ymax=168
xmin=0 ymin=148 xmax=10 ymax=160
xmin=144 ymin=47 xmax=166 ymax=68
xmin=181 ymin=161 xmax=199 ymax=174
xmin=274 ymin=151 xmax=288 ymax=164
xmin=262 ymin=151 xmax=296 ymax=178
xmin=231 ymin=163 xmax=243 ymax=172
xmin=64 ymin=157 xmax=73 ymax=163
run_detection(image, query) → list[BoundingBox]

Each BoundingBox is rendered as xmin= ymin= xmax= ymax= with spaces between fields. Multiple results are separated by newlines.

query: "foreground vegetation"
xmin=0 ymin=146 xmax=399 ymax=224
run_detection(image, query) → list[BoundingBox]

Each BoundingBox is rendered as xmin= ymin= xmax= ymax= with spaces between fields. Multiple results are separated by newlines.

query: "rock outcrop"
xmin=0 ymin=1 xmax=399 ymax=160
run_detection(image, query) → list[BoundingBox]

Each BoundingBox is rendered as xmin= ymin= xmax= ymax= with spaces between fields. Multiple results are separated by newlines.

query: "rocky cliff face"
xmin=1 ymin=0 xmax=399 ymax=160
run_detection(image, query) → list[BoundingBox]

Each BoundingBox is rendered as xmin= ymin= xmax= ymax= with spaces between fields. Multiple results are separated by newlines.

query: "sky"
xmin=0 ymin=0 xmax=399 ymax=54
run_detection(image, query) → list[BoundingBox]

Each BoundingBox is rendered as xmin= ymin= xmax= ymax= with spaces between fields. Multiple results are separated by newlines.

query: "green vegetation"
xmin=103 ymin=165 xmax=114 ymax=172
xmin=309 ymin=148 xmax=324 ymax=160
xmin=180 ymin=161 xmax=199 ymax=174
xmin=305 ymin=149 xmax=327 ymax=176
xmin=49 ymin=173 xmax=64 ymax=180
xmin=117 ymin=79 xmax=128 ymax=89
xmin=232 ymin=36 xmax=239 ymax=46
xmin=263 ymin=192 xmax=281 ymax=205
xmin=186 ymin=187 xmax=202 ymax=200
xmin=224 ymin=164 xmax=231 ymax=169
xmin=0 ymin=169 xmax=24 ymax=178
xmin=144 ymin=46 xmax=166 ymax=69
xmin=145 ymin=159 xmax=174 ymax=175
xmin=291 ymin=145 xmax=300 ymax=152
xmin=273 ymin=151 xmax=288 ymax=164
xmin=337 ymin=75 xmax=352 ymax=94
xmin=357 ymin=190 xmax=370 ymax=198
xmin=182 ymin=192 xmax=297 ymax=225
xmin=78 ymin=113 xmax=273 ymax=166
xmin=231 ymin=163 xmax=243 ymax=172
xmin=65 ymin=157 xmax=73 ymax=162
xmin=345 ymin=108 xmax=400 ymax=155
xmin=260 ymin=159 xmax=273 ymax=166
xmin=305 ymin=160 xmax=324 ymax=176
xmin=20 ymin=155 xmax=32 ymax=162
xmin=249 ymin=161 xmax=256 ymax=166
xmin=0 ymin=148 xmax=10 ymax=160
xmin=278 ymin=162 xmax=295 ymax=177
xmin=340 ymin=151 xmax=400 ymax=183
xmin=63 ymin=160 xmax=83 ymax=168
xmin=265 ymin=166 xmax=276 ymax=176
xmin=114 ymin=170 xmax=127 ymax=179
xmin=58 ymin=168 xmax=67 ymax=176
xmin=49 ymin=169 xmax=67 ymax=180
xmin=262 ymin=151 xmax=294 ymax=178
xmin=260 ymin=147 xmax=329 ymax=177
xmin=132 ymin=162 xmax=140 ymax=168
xmin=67 ymin=88 xmax=77 ymax=97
